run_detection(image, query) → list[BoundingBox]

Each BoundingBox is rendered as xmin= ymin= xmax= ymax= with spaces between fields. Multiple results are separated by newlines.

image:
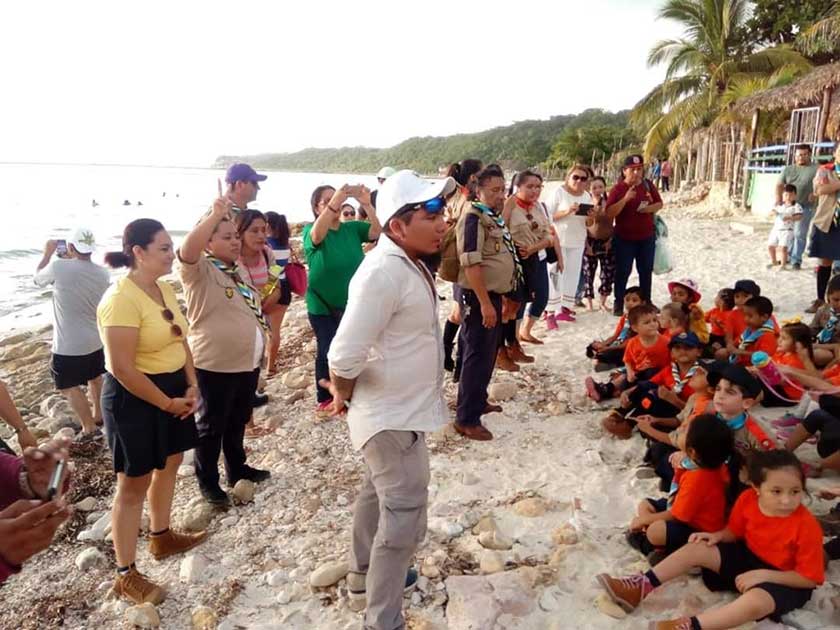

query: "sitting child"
xmin=809 ymin=274 xmax=840 ymax=367
xmin=706 ymin=363 xmax=775 ymax=455
xmin=757 ymin=322 xmax=816 ymax=408
xmin=598 ymin=450 xmax=824 ymax=630
xmin=669 ymin=278 xmax=709 ymax=344
xmin=659 ymin=302 xmax=689 ymax=340
xmin=585 ymin=304 xmax=670 ymax=403
xmin=601 ymin=332 xmax=702 ymax=439
xmin=722 ymin=279 xmax=761 ymax=352
xmin=585 ymin=286 xmax=643 ymax=371
xmin=767 ymin=183 xmax=803 ymax=270
xmin=705 ymin=288 xmax=734 ymax=356
xmin=719 ymin=296 xmax=778 ymax=366
xmin=626 ymin=414 xmax=735 ymax=562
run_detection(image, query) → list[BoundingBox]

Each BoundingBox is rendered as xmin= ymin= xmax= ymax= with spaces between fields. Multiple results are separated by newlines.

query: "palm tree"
xmin=798 ymin=1 xmax=840 ymax=57
xmin=632 ymin=0 xmax=811 ymax=159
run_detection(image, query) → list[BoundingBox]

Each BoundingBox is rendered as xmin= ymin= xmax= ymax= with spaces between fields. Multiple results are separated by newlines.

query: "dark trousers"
xmin=624 ymin=381 xmax=682 ymax=418
xmin=613 ymin=235 xmax=656 ymax=305
xmin=517 ymin=258 xmax=549 ymax=320
xmin=456 ymin=290 xmax=502 ymax=427
xmin=195 ymin=368 xmax=259 ymax=488
xmin=582 ymin=245 xmax=616 ymax=299
xmin=803 ymin=409 xmax=840 ymax=459
xmin=661 ymin=176 xmax=670 ymax=192
xmin=309 ymin=313 xmax=341 ymax=403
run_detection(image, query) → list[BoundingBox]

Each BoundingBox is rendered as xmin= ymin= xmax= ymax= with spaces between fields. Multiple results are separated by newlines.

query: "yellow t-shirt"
xmin=97 ymin=276 xmax=189 ymax=375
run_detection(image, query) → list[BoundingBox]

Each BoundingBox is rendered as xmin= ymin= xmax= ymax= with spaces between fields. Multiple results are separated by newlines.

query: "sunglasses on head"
xmin=161 ymin=308 xmax=183 ymax=337
xmin=571 ymin=174 xmax=589 ymax=182
xmin=410 ymin=196 xmax=446 ymax=213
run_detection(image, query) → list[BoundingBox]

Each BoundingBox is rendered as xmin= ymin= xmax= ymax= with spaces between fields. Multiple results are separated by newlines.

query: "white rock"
xmin=191 ymin=606 xmax=217 ymax=630
xmin=232 ymin=479 xmax=256 ymax=504
xmin=266 ymin=569 xmax=288 ymax=587
xmin=180 ymin=553 xmax=209 ymax=584
xmin=53 ymin=427 xmax=76 ymax=441
xmin=410 ymin=591 xmax=422 ymax=606
xmin=276 ymin=589 xmax=291 ymax=605
xmin=75 ymin=547 xmax=106 ymax=571
xmin=488 ymin=382 xmax=517 ymax=401
xmin=78 ymin=512 xmax=112 ymax=542
xmin=309 ymin=560 xmax=349 ymax=588
xmin=513 ymin=498 xmax=547 ymax=518
xmin=479 ymin=550 xmax=505 ymax=574
xmin=282 ymin=370 xmax=308 ymax=390
xmin=552 ymin=523 xmax=579 ymax=546
xmin=219 ymin=515 xmax=239 ymax=527
xmin=417 ymin=576 xmax=431 ymax=593
xmin=478 ymin=530 xmax=513 ymax=551
xmin=429 ymin=518 xmax=463 ymax=540
xmin=421 ymin=564 xmax=441 ymax=579
xmin=125 ymin=602 xmax=160 ymax=628
xmin=180 ymin=501 xmax=215 ymax=531
xmin=74 ymin=496 xmax=97 ymax=512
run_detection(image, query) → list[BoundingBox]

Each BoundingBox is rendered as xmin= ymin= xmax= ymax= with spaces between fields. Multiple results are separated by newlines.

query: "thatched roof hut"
xmin=732 ymin=62 xmax=840 ymax=139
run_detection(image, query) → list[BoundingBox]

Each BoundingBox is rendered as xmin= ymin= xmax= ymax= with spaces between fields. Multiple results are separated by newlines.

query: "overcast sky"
xmin=0 ymin=0 xmax=683 ymax=166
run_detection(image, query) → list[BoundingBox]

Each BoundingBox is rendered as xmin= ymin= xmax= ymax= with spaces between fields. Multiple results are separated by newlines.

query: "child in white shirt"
xmin=767 ymin=184 xmax=803 ymax=270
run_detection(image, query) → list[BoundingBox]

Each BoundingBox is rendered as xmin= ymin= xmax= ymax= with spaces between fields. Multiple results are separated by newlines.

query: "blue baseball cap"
xmin=225 ymin=163 xmax=268 ymax=185
xmin=668 ymin=331 xmax=701 ymax=349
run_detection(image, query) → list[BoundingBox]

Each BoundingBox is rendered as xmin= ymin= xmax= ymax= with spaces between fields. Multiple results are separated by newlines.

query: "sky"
xmin=0 ymin=0 xmax=684 ymax=167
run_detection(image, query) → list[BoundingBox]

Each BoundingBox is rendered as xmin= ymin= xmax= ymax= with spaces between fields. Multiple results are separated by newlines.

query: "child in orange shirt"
xmin=585 ymin=304 xmax=669 ymax=403
xmin=659 ymin=302 xmax=688 ymax=340
xmin=705 ymin=288 xmax=734 ymax=355
xmin=626 ymin=414 xmax=735 ymax=560
xmin=598 ymin=450 xmax=824 ymax=629
xmin=758 ymin=322 xmax=816 ymax=408
xmin=726 ymin=296 xmax=778 ymax=367
xmin=719 ymin=279 xmax=761 ymax=358
xmin=585 ymin=287 xmax=643 ymax=371
xmin=669 ymin=278 xmax=710 ymax=344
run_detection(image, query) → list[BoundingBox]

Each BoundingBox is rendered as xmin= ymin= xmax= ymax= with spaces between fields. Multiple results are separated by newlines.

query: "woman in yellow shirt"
xmin=98 ymin=219 xmax=206 ymax=605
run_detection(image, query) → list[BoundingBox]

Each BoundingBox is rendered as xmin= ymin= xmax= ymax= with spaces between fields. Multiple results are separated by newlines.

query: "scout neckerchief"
xmin=717 ymin=411 xmax=746 ymax=431
xmin=612 ymin=317 xmax=632 ymax=346
xmin=205 ymin=254 xmax=270 ymax=332
xmin=667 ymin=457 xmax=699 ymax=508
xmin=672 ymin=361 xmax=700 ymax=396
xmin=731 ymin=318 xmax=775 ymax=363
xmin=472 ymin=201 xmax=523 ymax=289
xmin=818 ymin=308 xmax=840 ymax=344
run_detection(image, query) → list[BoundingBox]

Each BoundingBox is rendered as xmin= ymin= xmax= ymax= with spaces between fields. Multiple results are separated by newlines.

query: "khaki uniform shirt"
xmin=508 ymin=203 xmax=550 ymax=250
xmin=445 ymin=188 xmax=472 ymax=225
xmin=456 ymin=204 xmax=515 ymax=294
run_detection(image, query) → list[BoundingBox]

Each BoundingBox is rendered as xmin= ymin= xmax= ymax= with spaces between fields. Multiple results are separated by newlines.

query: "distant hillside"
xmin=214 ymin=109 xmax=632 ymax=174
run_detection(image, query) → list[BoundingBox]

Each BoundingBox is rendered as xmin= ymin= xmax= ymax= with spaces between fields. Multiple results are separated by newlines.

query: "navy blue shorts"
xmin=646 ymin=498 xmax=696 ymax=552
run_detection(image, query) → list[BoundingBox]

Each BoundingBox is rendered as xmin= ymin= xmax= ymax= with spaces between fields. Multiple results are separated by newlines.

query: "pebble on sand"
xmin=309 ymin=560 xmax=349 ymax=588
xmin=125 ymin=602 xmax=160 ymax=628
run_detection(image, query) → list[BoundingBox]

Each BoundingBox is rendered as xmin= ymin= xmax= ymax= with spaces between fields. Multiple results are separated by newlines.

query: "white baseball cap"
xmin=376 ymin=166 xmax=397 ymax=180
xmin=377 ymin=170 xmax=456 ymax=224
xmin=69 ymin=227 xmax=96 ymax=254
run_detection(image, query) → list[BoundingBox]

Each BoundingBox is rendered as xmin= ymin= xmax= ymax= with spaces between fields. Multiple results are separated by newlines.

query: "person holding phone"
xmin=99 ymin=219 xmax=206 ymax=605
xmin=545 ymin=164 xmax=593 ymax=325
xmin=303 ymin=183 xmax=381 ymax=414
xmin=606 ymin=154 xmax=663 ymax=316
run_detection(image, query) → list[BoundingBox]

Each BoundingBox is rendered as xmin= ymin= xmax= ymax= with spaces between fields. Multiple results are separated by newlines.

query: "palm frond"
xmin=797 ymin=3 xmax=840 ymax=56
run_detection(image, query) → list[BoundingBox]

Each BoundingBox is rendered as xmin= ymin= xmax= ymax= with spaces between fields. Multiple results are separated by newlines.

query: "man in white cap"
xmin=34 ymin=227 xmax=110 ymax=439
xmin=321 ymin=170 xmax=453 ymax=629
xmin=370 ymin=166 xmax=396 ymax=210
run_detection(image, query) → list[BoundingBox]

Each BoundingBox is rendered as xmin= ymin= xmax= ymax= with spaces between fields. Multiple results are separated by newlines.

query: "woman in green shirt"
xmin=303 ymin=184 xmax=381 ymax=411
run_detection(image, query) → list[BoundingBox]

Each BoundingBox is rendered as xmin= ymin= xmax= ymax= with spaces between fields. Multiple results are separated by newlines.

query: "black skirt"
xmin=808 ymin=222 xmax=840 ymax=260
xmin=102 ymin=370 xmax=198 ymax=477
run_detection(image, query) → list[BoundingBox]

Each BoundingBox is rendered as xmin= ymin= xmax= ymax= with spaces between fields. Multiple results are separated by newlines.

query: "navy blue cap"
xmin=225 ymin=163 xmax=267 ymax=184
xmin=669 ymin=331 xmax=701 ymax=349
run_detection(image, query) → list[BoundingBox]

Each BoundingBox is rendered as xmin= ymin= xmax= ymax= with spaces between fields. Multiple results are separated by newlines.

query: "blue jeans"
xmin=308 ymin=313 xmax=341 ymax=403
xmin=517 ymin=258 xmax=549 ymax=319
xmin=613 ymin=234 xmax=656 ymax=305
xmin=791 ymin=203 xmax=814 ymax=266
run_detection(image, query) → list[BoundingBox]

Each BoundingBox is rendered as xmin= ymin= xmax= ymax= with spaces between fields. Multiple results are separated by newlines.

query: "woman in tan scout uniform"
xmin=454 ymin=164 xmax=519 ymax=441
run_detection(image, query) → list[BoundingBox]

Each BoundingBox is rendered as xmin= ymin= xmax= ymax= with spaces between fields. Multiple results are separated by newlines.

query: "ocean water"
xmin=0 ymin=163 xmax=377 ymax=330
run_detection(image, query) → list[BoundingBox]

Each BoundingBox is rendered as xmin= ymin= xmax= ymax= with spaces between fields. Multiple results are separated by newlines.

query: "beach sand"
xmin=1 ymin=203 xmax=840 ymax=630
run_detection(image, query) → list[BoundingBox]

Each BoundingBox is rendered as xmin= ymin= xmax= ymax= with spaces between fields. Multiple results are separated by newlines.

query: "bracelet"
xmin=327 ymin=204 xmax=339 ymax=214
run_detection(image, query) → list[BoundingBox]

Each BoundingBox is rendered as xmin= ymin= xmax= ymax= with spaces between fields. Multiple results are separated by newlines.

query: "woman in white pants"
xmin=546 ymin=164 xmax=592 ymax=326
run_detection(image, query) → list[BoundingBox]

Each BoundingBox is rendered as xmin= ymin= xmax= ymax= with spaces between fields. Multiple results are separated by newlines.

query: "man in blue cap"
xmin=224 ymin=163 xmax=268 ymax=216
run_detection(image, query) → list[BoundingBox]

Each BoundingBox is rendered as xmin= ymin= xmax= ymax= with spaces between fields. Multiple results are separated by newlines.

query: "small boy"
xmin=586 ymin=287 xmax=643 ymax=371
xmin=809 ymin=274 xmax=840 ymax=367
xmin=658 ymin=303 xmax=688 ymax=340
xmin=707 ymin=364 xmax=775 ymax=455
xmin=721 ymin=279 xmax=761 ymax=352
xmin=585 ymin=304 xmax=670 ymax=404
xmin=705 ymin=288 xmax=734 ymax=355
xmin=767 ymin=184 xmax=803 ymax=270
xmin=726 ymin=296 xmax=778 ymax=366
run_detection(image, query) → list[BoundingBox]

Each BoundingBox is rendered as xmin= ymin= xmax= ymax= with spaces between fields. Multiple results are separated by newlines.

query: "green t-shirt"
xmin=302 ymin=221 xmax=370 ymax=315
xmin=779 ymin=163 xmax=819 ymax=206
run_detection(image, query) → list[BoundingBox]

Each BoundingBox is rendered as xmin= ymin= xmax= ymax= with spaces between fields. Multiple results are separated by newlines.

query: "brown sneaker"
xmin=495 ymin=348 xmax=520 ymax=372
xmin=649 ymin=619 xmax=693 ymax=630
xmin=596 ymin=573 xmax=646 ymax=613
xmin=454 ymin=423 xmax=494 ymax=441
xmin=602 ymin=411 xmax=633 ymax=439
xmin=507 ymin=342 xmax=535 ymax=364
xmin=113 ymin=567 xmax=165 ymax=605
xmin=149 ymin=528 xmax=208 ymax=561
xmin=806 ymin=299 xmax=826 ymax=314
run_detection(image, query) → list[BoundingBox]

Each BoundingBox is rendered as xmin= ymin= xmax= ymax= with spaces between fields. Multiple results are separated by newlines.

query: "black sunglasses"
xmin=571 ymin=175 xmax=589 ymax=182
xmin=161 ymin=309 xmax=183 ymax=337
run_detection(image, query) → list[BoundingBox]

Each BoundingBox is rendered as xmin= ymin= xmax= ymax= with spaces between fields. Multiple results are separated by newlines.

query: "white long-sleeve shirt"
xmin=327 ymin=235 xmax=447 ymax=450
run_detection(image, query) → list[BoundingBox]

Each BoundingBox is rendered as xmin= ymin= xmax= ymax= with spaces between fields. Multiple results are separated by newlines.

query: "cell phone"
xmin=575 ymin=203 xmax=594 ymax=216
xmin=46 ymin=458 xmax=66 ymax=501
xmin=55 ymin=239 xmax=68 ymax=258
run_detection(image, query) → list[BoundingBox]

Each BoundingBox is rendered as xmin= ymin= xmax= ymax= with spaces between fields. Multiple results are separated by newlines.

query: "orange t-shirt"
xmin=825 ymin=364 xmax=840 ymax=387
xmin=651 ymin=363 xmax=697 ymax=401
xmin=772 ymin=351 xmax=805 ymax=400
xmin=706 ymin=307 xmax=731 ymax=337
xmin=610 ymin=315 xmax=632 ymax=344
xmin=727 ymin=490 xmax=824 ymax=584
xmin=687 ymin=393 xmax=713 ymax=419
xmin=726 ymin=309 xmax=780 ymax=341
xmin=734 ymin=330 xmax=778 ymax=367
xmin=623 ymin=334 xmax=671 ymax=374
xmin=671 ymin=465 xmax=730 ymax=532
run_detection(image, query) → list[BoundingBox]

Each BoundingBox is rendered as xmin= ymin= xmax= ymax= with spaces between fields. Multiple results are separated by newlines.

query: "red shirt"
xmin=651 ymin=362 xmax=697 ymax=401
xmin=606 ymin=179 xmax=661 ymax=241
xmin=705 ymin=307 xmax=731 ymax=337
xmin=671 ymin=465 xmax=729 ymax=532
xmin=727 ymin=490 xmax=824 ymax=584
xmin=726 ymin=308 xmax=746 ymax=340
xmin=623 ymin=334 xmax=671 ymax=373
xmin=772 ymin=351 xmax=805 ymax=400
xmin=734 ymin=330 xmax=778 ymax=367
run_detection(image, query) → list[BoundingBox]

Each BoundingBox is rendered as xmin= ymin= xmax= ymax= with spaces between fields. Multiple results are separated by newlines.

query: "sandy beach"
xmin=2 ymin=198 xmax=840 ymax=630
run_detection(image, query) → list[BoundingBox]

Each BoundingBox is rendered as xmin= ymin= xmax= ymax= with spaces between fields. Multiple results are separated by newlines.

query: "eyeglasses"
xmin=342 ymin=210 xmax=356 ymax=217
xmin=161 ymin=308 xmax=183 ymax=337
xmin=571 ymin=175 xmax=589 ymax=182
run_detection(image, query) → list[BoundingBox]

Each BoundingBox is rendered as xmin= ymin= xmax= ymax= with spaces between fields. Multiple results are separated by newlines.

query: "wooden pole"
xmin=818 ymin=87 xmax=833 ymax=142
xmin=742 ymin=110 xmax=760 ymax=208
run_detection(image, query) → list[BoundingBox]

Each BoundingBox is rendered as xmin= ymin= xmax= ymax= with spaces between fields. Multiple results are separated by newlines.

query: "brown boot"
xmin=495 ymin=348 xmax=520 ymax=372
xmin=149 ymin=528 xmax=208 ymax=561
xmin=649 ymin=619 xmax=693 ymax=630
xmin=596 ymin=573 xmax=648 ymax=613
xmin=113 ymin=567 xmax=165 ymax=605
xmin=507 ymin=341 xmax=535 ymax=364
xmin=602 ymin=411 xmax=633 ymax=439
xmin=454 ymin=423 xmax=494 ymax=441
